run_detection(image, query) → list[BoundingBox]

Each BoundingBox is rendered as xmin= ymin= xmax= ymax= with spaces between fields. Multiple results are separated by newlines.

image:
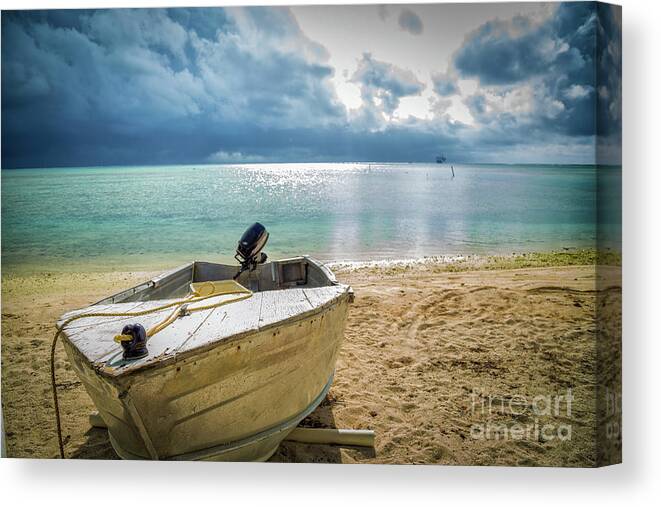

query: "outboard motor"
xmin=234 ymin=222 xmax=269 ymax=279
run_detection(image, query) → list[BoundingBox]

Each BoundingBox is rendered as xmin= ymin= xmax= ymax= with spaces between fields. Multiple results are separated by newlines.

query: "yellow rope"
xmin=50 ymin=282 xmax=252 ymax=458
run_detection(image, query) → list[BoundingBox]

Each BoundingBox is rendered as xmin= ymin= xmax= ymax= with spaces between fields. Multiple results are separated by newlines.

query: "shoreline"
xmin=1 ymin=248 xmax=621 ymax=278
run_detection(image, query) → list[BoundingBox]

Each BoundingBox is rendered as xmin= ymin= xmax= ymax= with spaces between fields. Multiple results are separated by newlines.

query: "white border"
xmin=2 ymin=0 xmax=660 ymax=505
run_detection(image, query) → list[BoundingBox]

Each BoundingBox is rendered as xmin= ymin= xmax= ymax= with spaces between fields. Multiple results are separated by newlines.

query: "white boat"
xmin=57 ymin=224 xmax=353 ymax=461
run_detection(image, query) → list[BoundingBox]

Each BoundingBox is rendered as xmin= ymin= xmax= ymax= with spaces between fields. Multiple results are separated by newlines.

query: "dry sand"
xmin=1 ymin=259 xmax=621 ymax=466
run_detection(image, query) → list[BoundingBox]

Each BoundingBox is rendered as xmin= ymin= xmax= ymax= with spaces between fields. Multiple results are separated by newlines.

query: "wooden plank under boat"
xmin=58 ymin=256 xmax=353 ymax=461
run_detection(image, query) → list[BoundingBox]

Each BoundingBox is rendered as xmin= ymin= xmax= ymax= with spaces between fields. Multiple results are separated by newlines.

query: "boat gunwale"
xmin=60 ymin=287 xmax=352 ymax=381
xmin=92 ymin=256 xmax=335 ymax=307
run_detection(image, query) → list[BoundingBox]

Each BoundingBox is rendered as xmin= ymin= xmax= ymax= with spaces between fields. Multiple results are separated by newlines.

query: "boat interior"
xmin=96 ymin=257 xmax=338 ymax=305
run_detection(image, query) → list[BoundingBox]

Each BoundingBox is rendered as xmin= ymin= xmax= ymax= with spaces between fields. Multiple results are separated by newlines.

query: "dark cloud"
xmin=452 ymin=3 xmax=600 ymax=88
xmin=1 ymin=7 xmax=346 ymax=168
xmin=165 ymin=7 xmax=230 ymax=42
xmin=595 ymin=3 xmax=621 ymax=137
xmin=1 ymin=4 xmax=621 ymax=168
xmin=454 ymin=17 xmax=559 ymax=85
xmin=448 ymin=2 xmax=621 ymax=163
xmin=398 ymin=8 xmax=423 ymax=35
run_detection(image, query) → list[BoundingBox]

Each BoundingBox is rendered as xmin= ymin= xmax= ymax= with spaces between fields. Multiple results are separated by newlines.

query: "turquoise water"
xmin=1 ymin=163 xmax=621 ymax=272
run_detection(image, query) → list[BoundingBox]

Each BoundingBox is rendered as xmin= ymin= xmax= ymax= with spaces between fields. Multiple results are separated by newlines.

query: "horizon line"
xmin=1 ymin=161 xmax=620 ymax=171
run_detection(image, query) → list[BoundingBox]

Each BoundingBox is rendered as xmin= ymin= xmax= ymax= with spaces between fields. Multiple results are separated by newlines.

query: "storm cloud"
xmin=2 ymin=7 xmax=347 ymax=167
xmin=448 ymin=2 xmax=621 ymax=160
xmin=1 ymin=3 xmax=621 ymax=168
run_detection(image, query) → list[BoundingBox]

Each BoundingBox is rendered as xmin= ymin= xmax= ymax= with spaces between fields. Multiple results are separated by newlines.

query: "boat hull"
xmin=108 ymin=372 xmax=333 ymax=461
xmin=62 ymin=295 xmax=349 ymax=461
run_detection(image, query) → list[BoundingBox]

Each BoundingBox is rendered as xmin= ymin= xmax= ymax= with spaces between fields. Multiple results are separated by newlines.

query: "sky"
xmin=1 ymin=2 xmax=622 ymax=168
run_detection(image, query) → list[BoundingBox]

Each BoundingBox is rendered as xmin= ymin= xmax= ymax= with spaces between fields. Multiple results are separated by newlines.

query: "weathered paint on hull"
xmin=108 ymin=372 xmax=334 ymax=462
xmin=62 ymin=296 xmax=349 ymax=461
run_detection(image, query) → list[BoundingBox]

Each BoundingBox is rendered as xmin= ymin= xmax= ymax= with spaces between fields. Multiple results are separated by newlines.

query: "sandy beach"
xmin=1 ymin=252 xmax=621 ymax=466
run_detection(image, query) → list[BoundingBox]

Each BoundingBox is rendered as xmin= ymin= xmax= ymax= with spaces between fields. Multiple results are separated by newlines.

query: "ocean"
xmin=1 ymin=163 xmax=621 ymax=273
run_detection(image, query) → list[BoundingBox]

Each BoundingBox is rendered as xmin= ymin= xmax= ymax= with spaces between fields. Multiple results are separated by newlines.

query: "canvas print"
xmin=1 ymin=2 xmax=621 ymax=466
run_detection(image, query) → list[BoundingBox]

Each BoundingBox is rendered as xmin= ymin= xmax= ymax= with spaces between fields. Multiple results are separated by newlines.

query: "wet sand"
xmin=1 ymin=257 xmax=621 ymax=465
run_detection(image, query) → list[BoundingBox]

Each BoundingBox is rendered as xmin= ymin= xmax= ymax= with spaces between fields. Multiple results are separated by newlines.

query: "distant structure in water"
xmin=436 ymin=153 xmax=455 ymax=178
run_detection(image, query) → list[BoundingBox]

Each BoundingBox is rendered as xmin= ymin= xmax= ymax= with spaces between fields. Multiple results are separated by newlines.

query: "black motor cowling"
xmin=234 ymin=222 xmax=269 ymax=279
xmin=117 ymin=323 xmax=148 ymax=360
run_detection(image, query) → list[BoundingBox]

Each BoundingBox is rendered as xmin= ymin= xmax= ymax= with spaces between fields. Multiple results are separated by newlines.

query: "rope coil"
xmin=50 ymin=281 xmax=252 ymax=458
